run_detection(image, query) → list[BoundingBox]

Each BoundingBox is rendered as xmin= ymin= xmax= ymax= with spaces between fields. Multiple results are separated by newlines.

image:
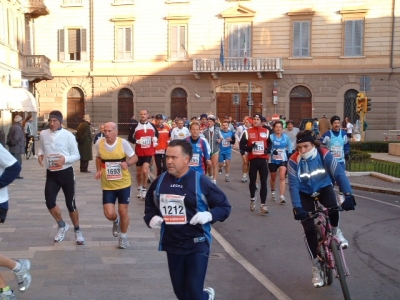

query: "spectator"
xmin=6 ymin=115 xmax=25 ymax=179
xmin=93 ymin=124 xmax=105 ymax=144
xmin=345 ymin=117 xmax=353 ymax=140
xmin=76 ymin=115 xmax=93 ymax=173
xmin=22 ymin=115 xmax=37 ymax=159
xmin=318 ymin=115 xmax=330 ymax=136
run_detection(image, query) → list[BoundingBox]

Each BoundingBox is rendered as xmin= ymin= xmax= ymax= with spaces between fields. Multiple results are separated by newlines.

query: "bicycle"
xmin=302 ymin=192 xmax=351 ymax=300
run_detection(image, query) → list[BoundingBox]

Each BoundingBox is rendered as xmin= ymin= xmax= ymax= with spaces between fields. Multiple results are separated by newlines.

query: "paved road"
xmin=4 ymin=143 xmax=400 ymax=299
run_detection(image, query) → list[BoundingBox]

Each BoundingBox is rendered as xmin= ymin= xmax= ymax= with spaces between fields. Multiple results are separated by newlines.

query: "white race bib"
xmin=252 ymin=141 xmax=264 ymax=155
xmin=160 ymin=194 xmax=187 ymax=224
xmin=331 ymin=145 xmax=342 ymax=158
xmin=47 ymin=154 xmax=62 ymax=171
xmin=140 ymin=136 xmax=151 ymax=148
xmin=273 ymin=149 xmax=284 ymax=161
xmin=105 ymin=162 xmax=122 ymax=180
xmin=189 ymin=153 xmax=200 ymax=166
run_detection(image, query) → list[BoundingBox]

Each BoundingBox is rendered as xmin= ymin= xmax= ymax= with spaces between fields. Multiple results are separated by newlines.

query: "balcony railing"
xmin=22 ymin=55 xmax=53 ymax=81
xmin=191 ymin=57 xmax=283 ymax=79
xmin=25 ymin=0 xmax=49 ymax=16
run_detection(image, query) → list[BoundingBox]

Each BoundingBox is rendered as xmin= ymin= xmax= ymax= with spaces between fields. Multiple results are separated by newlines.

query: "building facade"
xmin=29 ymin=0 xmax=400 ymax=139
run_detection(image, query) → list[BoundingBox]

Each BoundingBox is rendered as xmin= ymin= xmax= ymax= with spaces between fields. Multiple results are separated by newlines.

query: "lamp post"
xmin=247 ymin=82 xmax=253 ymax=117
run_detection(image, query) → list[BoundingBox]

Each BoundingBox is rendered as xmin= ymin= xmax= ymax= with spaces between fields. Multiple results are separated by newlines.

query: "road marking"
xmin=212 ymin=228 xmax=292 ymax=300
xmin=352 ymin=193 xmax=400 ymax=208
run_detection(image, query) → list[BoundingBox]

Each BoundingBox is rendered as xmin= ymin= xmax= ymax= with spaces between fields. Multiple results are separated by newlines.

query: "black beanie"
xmin=49 ymin=110 xmax=63 ymax=123
xmin=330 ymin=115 xmax=340 ymax=124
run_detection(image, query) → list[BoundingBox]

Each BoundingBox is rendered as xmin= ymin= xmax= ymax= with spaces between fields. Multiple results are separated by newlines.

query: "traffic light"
xmin=363 ymin=97 xmax=372 ymax=113
xmin=356 ymin=92 xmax=365 ymax=114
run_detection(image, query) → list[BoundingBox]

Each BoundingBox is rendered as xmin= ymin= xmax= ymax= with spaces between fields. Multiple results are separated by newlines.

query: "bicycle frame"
xmin=312 ymin=198 xmax=350 ymax=277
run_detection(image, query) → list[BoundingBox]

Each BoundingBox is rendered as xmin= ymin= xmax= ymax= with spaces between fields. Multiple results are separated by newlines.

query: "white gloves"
xmin=189 ymin=211 xmax=212 ymax=225
xmin=153 ymin=142 xmax=158 ymax=148
xmin=149 ymin=216 xmax=164 ymax=228
xmin=152 ymin=137 xmax=158 ymax=143
xmin=136 ymin=138 xmax=142 ymax=145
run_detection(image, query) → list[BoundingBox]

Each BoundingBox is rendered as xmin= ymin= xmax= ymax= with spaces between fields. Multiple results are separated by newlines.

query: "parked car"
xmin=299 ymin=118 xmax=315 ymax=131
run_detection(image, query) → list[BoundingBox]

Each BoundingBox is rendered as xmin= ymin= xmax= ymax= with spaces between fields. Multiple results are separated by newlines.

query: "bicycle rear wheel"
xmin=331 ymin=239 xmax=351 ymax=300
xmin=316 ymin=225 xmax=333 ymax=285
xmin=26 ymin=141 xmax=33 ymax=159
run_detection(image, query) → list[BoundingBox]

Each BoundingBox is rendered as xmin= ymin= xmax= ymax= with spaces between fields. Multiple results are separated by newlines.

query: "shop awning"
xmin=7 ymin=88 xmax=38 ymax=112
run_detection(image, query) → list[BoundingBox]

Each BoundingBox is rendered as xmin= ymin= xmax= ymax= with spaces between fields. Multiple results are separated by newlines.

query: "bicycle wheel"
xmin=26 ymin=141 xmax=33 ymax=159
xmin=331 ymin=239 xmax=351 ymax=300
xmin=316 ymin=225 xmax=333 ymax=286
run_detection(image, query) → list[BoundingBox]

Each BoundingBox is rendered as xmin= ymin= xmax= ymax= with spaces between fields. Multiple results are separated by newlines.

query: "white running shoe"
xmin=250 ymin=197 xmax=256 ymax=211
xmin=260 ymin=204 xmax=269 ymax=214
xmin=0 ymin=290 xmax=16 ymax=299
xmin=212 ymin=179 xmax=217 ymax=185
xmin=13 ymin=259 xmax=32 ymax=292
xmin=279 ymin=195 xmax=286 ymax=204
xmin=312 ymin=266 xmax=324 ymax=288
xmin=54 ymin=223 xmax=69 ymax=243
xmin=140 ymin=189 xmax=147 ymax=199
xmin=112 ymin=221 xmax=121 ymax=237
xmin=204 ymin=287 xmax=215 ymax=300
xmin=241 ymin=174 xmax=248 ymax=182
xmin=33 ymin=155 xmax=38 ymax=159
xmin=333 ymin=227 xmax=349 ymax=248
xmin=271 ymin=191 xmax=276 ymax=201
xmin=75 ymin=230 xmax=85 ymax=245
xmin=118 ymin=235 xmax=127 ymax=249
xmin=225 ymin=175 xmax=229 ymax=182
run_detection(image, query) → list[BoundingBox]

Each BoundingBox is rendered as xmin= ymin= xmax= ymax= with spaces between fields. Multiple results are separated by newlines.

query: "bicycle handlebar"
xmin=301 ymin=205 xmax=344 ymax=223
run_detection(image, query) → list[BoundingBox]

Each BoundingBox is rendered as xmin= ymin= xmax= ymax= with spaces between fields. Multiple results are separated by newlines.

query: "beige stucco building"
xmin=2 ymin=0 xmax=400 ymax=140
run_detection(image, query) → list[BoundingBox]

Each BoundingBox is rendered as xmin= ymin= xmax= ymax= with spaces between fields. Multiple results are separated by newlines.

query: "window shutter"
xmin=353 ymin=20 xmax=363 ymax=56
xmin=293 ymin=22 xmax=300 ymax=56
xmin=117 ymin=27 xmax=123 ymax=60
xmin=80 ymin=28 xmax=87 ymax=60
xmin=125 ymin=27 xmax=132 ymax=58
xmin=59 ymin=29 xmax=65 ymax=61
xmin=301 ymin=21 xmax=310 ymax=57
xmin=344 ymin=20 xmax=363 ymax=56
xmin=170 ymin=25 xmax=178 ymax=58
xmin=179 ymin=26 xmax=186 ymax=58
xmin=228 ymin=24 xmax=239 ymax=57
xmin=344 ymin=21 xmax=353 ymax=56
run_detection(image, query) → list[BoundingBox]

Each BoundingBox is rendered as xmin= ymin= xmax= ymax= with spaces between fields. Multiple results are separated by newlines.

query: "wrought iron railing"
xmin=192 ymin=57 xmax=283 ymax=72
xmin=346 ymin=154 xmax=400 ymax=178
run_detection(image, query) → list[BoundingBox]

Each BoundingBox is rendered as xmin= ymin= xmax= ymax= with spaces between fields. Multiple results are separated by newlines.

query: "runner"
xmin=218 ymin=120 xmax=235 ymax=182
xmin=186 ymin=122 xmax=211 ymax=174
xmin=203 ymin=115 xmax=223 ymax=185
xmin=235 ymin=116 xmax=252 ymax=183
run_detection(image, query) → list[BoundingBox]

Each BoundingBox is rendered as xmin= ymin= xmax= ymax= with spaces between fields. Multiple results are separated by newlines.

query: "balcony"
xmin=21 ymin=55 xmax=53 ymax=81
xmin=24 ymin=0 xmax=49 ymax=17
xmin=191 ymin=57 xmax=284 ymax=79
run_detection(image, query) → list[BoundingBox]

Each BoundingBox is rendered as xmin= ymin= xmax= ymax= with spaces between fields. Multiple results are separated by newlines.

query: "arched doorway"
xmin=289 ymin=85 xmax=312 ymax=126
xmin=344 ymin=89 xmax=358 ymax=123
xmin=118 ymin=88 xmax=134 ymax=135
xmin=67 ymin=87 xmax=85 ymax=129
xmin=170 ymin=88 xmax=187 ymax=119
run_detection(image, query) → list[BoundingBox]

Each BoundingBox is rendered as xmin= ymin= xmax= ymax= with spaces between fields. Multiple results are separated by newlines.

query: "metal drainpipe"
xmin=390 ymin=0 xmax=396 ymax=71
xmin=89 ymin=0 xmax=94 ymax=122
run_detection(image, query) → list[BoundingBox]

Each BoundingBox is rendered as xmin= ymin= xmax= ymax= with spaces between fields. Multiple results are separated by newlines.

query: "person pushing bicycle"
xmin=287 ymin=130 xmax=356 ymax=288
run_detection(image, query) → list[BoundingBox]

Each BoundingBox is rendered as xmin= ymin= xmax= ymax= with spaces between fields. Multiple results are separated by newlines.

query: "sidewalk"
xmin=5 ymin=154 xmax=176 ymax=300
xmin=347 ymin=152 xmax=400 ymax=195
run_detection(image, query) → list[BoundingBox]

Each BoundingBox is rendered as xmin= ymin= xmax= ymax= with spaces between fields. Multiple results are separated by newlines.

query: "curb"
xmin=350 ymin=183 xmax=400 ymax=196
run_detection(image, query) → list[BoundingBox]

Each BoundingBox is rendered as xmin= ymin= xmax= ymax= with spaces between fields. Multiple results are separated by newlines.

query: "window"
xmin=344 ymin=20 xmax=364 ymax=56
xmin=58 ymin=28 xmax=87 ymax=61
xmin=116 ymin=26 xmax=133 ymax=60
xmin=63 ymin=0 xmax=83 ymax=6
xmin=169 ymin=24 xmax=187 ymax=59
xmin=112 ymin=0 xmax=134 ymax=4
xmin=227 ymin=23 xmax=251 ymax=58
xmin=292 ymin=21 xmax=310 ymax=57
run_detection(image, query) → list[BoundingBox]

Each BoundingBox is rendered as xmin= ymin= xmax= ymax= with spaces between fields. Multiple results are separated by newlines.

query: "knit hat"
xmin=253 ymin=113 xmax=263 ymax=119
xmin=14 ymin=115 xmax=22 ymax=123
xmin=200 ymin=113 xmax=208 ymax=120
xmin=49 ymin=110 xmax=63 ymax=123
xmin=330 ymin=115 xmax=340 ymax=124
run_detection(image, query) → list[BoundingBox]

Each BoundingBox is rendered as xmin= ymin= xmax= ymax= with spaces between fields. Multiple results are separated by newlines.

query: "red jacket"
xmin=239 ymin=126 xmax=271 ymax=160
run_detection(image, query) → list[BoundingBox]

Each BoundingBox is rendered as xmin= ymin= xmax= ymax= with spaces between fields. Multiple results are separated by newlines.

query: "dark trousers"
xmin=248 ymin=158 xmax=269 ymax=203
xmin=80 ymin=160 xmax=89 ymax=172
xmin=167 ymin=251 xmax=210 ymax=300
xmin=300 ymin=185 xmax=339 ymax=259
xmin=154 ymin=154 xmax=167 ymax=176
xmin=11 ymin=153 xmax=22 ymax=177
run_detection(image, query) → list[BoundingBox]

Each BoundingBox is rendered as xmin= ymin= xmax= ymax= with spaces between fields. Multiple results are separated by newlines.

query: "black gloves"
xmin=272 ymin=149 xmax=278 ymax=155
xmin=252 ymin=142 xmax=258 ymax=149
xmin=341 ymin=195 xmax=356 ymax=211
xmin=293 ymin=207 xmax=308 ymax=221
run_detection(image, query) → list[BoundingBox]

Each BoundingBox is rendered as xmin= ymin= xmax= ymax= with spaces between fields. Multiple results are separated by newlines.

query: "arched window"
xmin=344 ymin=89 xmax=358 ymax=123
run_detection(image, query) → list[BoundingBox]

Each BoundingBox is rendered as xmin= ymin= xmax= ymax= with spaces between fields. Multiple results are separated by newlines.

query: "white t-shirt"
xmin=0 ymin=144 xmax=18 ymax=203
xmin=346 ymin=123 xmax=354 ymax=134
xmin=171 ymin=127 xmax=190 ymax=140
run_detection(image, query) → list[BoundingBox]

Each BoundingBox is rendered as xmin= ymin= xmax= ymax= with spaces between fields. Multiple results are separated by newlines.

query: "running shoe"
xmin=54 ymin=223 xmax=69 ymax=243
xmin=219 ymin=168 xmax=223 ymax=175
xmin=241 ymin=174 xmax=247 ymax=182
xmin=118 ymin=235 xmax=128 ymax=249
xmin=112 ymin=220 xmax=121 ymax=237
xmin=75 ymin=230 xmax=85 ymax=245
xmin=13 ymin=259 xmax=32 ymax=292
xmin=33 ymin=155 xmax=38 ymax=159
xmin=333 ymin=227 xmax=349 ymax=248
xmin=250 ymin=197 xmax=256 ymax=211
xmin=137 ymin=186 xmax=142 ymax=198
xmin=260 ymin=204 xmax=269 ymax=214
xmin=271 ymin=190 xmax=276 ymax=201
xmin=212 ymin=179 xmax=217 ymax=185
xmin=0 ymin=290 xmax=16 ymax=299
xmin=312 ymin=266 xmax=324 ymax=288
xmin=279 ymin=195 xmax=286 ymax=204
xmin=140 ymin=189 xmax=147 ymax=199
xmin=225 ymin=175 xmax=229 ymax=182
xmin=204 ymin=287 xmax=215 ymax=300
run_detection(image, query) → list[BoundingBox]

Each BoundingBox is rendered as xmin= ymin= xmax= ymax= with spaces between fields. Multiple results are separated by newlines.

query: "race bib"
xmin=47 ymin=154 xmax=62 ymax=171
xmin=105 ymin=162 xmax=122 ymax=180
xmin=189 ymin=153 xmax=200 ymax=166
xmin=222 ymin=138 xmax=230 ymax=147
xmin=155 ymin=149 xmax=165 ymax=154
xmin=273 ymin=149 xmax=284 ymax=161
xmin=141 ymin=136 xmax=151 ymax=148
xmin=331 ymin=145 xmax=342 ymax=158
xmin=160 ymin=194 xmax=187 ymax=224
xmin=252 ymin=141 xmax=264 ymax=155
